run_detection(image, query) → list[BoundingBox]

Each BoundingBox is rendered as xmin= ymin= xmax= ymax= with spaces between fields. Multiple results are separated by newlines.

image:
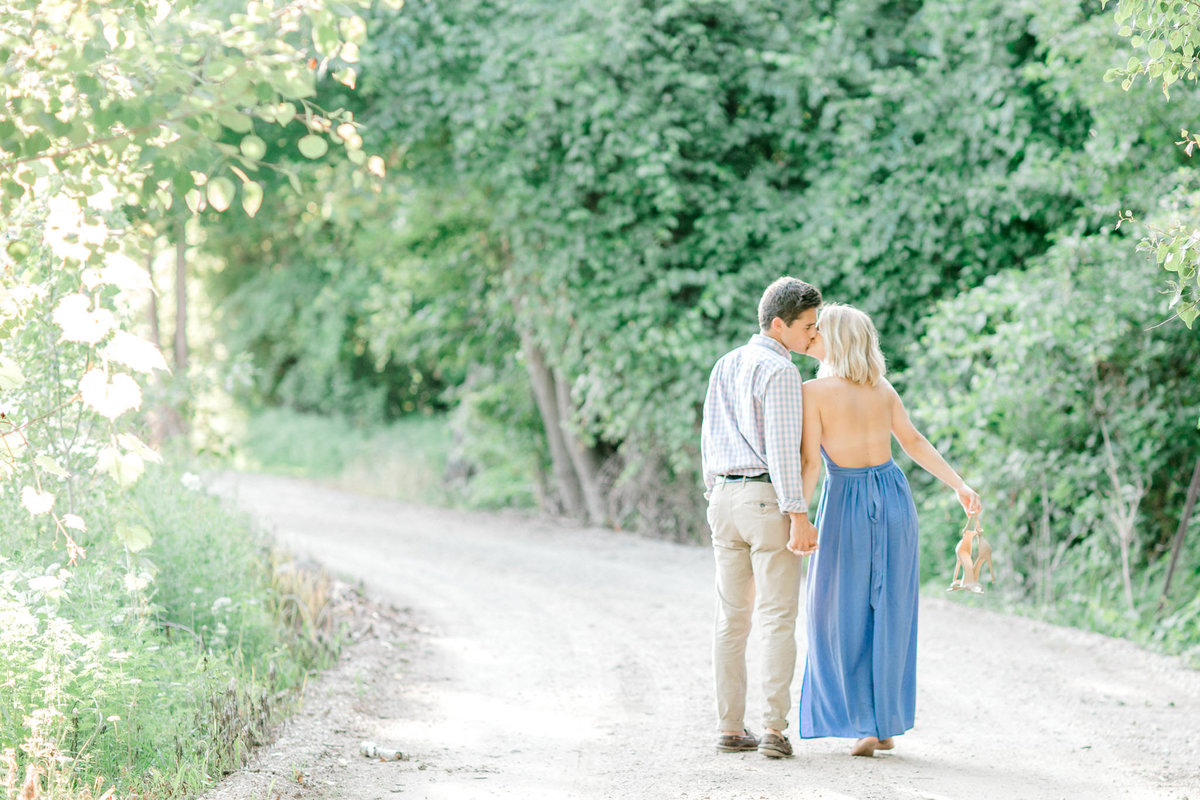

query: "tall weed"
xmin=0 ymin=466 xmax=336 ymax=798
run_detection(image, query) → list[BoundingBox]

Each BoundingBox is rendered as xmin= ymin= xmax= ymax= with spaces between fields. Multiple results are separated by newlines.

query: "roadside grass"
xmin=0 ymin=466 xmax=340 ymax=799
xmin=235 ymin=407 xmax=538 ymax=510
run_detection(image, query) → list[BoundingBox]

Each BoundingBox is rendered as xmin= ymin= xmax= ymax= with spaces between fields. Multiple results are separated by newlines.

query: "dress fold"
xmin=799 ymin=447 xmax=920 ymax=740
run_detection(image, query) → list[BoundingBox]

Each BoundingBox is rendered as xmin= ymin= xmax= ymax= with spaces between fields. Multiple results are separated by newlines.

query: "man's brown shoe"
xmin=716 ymin=729 xmax=759 ymax=752
xmin=758 ymin=732 xmax=793 ymax=759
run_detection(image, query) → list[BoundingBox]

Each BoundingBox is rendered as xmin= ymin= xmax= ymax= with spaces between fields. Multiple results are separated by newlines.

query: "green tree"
xmin=354 ymin=0 xmax=1167 ymax=532
xmin=0 ymin=0 xmax=382 ymax=532
xmin=0 ymin=0 xmax=387 ymax=789
xmin=1103 ymin=0 xmax=1200 ymax=329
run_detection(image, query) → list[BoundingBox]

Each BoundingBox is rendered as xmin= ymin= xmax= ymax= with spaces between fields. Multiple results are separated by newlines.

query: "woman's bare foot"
xmin=851 ymin=736 xmax=895 ymax=756
xmin=851 ymin=737 xmax=879 ymax=756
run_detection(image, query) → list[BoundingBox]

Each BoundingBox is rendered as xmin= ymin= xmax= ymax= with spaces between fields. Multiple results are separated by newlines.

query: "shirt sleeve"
xmin=761 ymin=365 xmax=807 ymax=513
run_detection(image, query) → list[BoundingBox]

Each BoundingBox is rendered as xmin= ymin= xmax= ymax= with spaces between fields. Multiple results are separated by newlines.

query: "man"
xmin=700 ymin=276 xmax=822 ymax=759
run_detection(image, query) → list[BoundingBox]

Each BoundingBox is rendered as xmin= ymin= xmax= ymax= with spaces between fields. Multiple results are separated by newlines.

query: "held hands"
xmin=955 ymin=484 xmax=982 ymax=516
xmin=786 ymin=515 xmax=819 ymax=556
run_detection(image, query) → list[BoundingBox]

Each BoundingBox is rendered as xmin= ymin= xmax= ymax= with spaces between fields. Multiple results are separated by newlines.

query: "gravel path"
xmin=202 ymin=472 xmax=1200 ymax=800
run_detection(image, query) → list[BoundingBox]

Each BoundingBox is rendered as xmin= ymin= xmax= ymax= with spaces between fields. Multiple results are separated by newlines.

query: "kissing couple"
xmin=700 ymin=277 xmax=982 ymax=758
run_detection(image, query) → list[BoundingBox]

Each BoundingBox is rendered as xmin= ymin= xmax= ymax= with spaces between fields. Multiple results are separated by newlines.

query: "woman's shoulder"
xmin=802 ymin=376 xmax=839 ymax=394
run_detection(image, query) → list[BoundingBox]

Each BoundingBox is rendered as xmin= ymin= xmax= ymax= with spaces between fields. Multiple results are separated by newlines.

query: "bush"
xmin=0 ymin=466 xmax=332 ymax=798
xmin=901 ymin=232 xmax=1200 ymax=655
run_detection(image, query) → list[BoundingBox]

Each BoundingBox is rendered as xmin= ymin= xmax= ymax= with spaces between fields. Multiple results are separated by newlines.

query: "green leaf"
xmin=276 ymin=67 xmax=315 ymax=99
xmin=34 ymin=455 xmax=69 ymax=478
xmin=1180 ymin=304 xmax=1199 ymax=328
xmin=297 ymin=135 xmax=329 ymax=159
xmin=0 ymin=355 xmax=25 ymax=390
xmin=116 ymin=522 xmax=153 ymax=553
xmin=207 ymin=176 xmax=235 ymax=212
xmin=1148 ymin=40 xmax=1166 ymax=59
xmin=274 ymin=102 xmax=297 ymax=126
xmin=313 ymin=24 xmax=340 ymax=56
xmin=340 ymin=15 xmax=368 ymax=44
xmin=240 ymin=134 xmax=267 ymax=160
xmin=242 ymin=181 xmax=263 ymax=217
xmin=6 ymin=241 xmax=30 ymax=262
xmin=216 ymin=109 xmax=253 ymax=134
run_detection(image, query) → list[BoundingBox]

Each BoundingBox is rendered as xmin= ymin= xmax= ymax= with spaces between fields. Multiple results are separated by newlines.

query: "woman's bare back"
xmin=805 ymin=376 xmax=897 ymax=468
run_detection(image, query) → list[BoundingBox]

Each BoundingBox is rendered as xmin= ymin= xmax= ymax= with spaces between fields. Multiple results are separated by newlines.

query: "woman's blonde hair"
xmin=816 ymin=304 xmax=887 ymax=386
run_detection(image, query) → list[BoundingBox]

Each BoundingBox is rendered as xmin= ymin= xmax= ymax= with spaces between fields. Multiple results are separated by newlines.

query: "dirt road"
xmin=202 ymin=472 xmax=1199 ymax=800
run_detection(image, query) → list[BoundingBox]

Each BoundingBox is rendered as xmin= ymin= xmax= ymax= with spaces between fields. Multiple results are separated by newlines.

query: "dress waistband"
xmin=820 ymin=447 xmax=897 ymax=477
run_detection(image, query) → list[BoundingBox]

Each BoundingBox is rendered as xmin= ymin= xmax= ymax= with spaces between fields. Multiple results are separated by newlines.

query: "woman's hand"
xmin=956 ymin=484 xmax=982 ymax=516
xmin=786 ymin=513 xmax=819 ymax=556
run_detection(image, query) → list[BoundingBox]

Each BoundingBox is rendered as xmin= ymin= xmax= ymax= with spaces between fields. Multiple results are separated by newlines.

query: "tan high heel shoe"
xmin=973 ymin=531 xmax=994 ymax=587
xmin=947 ymin=513 xmax=989 ymax=594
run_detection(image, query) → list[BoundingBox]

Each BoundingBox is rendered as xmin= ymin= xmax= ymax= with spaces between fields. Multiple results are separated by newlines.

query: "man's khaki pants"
xmin=707 ymin=480 xmax=801 ymax=733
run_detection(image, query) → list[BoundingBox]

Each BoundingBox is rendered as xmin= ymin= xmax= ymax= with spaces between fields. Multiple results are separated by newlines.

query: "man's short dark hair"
xmin=758 ymin=277 xmax=822 ymax=330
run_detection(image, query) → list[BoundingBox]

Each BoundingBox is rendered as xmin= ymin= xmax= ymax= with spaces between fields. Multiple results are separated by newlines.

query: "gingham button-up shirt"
xmin=701 ymin=334 xmax=807 ymax=513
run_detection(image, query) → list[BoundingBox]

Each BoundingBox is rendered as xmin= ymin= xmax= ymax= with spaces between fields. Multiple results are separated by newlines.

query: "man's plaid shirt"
xmin=701 ymin=334 xmax=807 ymax=514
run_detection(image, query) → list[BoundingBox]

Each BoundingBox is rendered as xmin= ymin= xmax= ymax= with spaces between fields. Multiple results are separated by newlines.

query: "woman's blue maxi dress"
xmin=799 ymin=447 xmax=920 ymax=740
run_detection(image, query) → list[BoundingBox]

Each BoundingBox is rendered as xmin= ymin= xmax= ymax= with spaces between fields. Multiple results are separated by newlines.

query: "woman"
xmin=794 ymin=304 xmax=982 ymax=756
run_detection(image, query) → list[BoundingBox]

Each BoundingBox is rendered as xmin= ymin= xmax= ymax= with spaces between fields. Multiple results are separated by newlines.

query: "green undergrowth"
xmin=236 ymin=407 xmax=537 ymax=510
xmin=923 ymin=502 xmax=1200 ymax=668
xmin=0 ymin=465 xmax=341 ymax=799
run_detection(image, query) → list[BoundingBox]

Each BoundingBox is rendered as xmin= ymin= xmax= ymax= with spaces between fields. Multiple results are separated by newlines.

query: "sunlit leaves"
xmin=206 ymin=176 xmax=236 ymax=212
xmin=98 ymin=446 xmax=145 ymax=487
xmin=20 ymin=487 xmax=55 ymax=516
xmin=0 ymin=357 xmax=25 ymax=391
xmin=242 ymin=180 xmax=264 ymax=216
xmin=1104 ymin=0 xmax=1200 ymax=97
xmin=1102 ymin=2 xmax=1200 ymax=337
xmin=100 ymin=332 xmax=169 ymax=373
xmin=79 ymin=369 xmax=142 ymax=420
xmin=52 ymin=294 xmax=115 ymax=345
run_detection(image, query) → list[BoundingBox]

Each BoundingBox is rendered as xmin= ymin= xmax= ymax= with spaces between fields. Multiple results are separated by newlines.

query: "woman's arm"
xmin=887 ymin=382 xmax=982 ymax=515
xmin=800 ymin=381 xmax=823 ymax=507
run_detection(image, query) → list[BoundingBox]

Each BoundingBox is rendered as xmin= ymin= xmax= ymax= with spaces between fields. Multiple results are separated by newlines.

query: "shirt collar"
xmin=749 ymin=333 xmax=789 ymax=358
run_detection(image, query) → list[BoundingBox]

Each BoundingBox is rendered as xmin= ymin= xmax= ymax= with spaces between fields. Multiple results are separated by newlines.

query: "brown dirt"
xmin=200 ymin=472 xmax=1200 ymax=800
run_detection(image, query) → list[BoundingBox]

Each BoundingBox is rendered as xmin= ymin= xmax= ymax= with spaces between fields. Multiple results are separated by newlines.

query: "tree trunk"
xmin=1100 ymin=420 xmax=1144 ymax=613
xmin=146 ymin=249 xmax=162 ymax=351
xmin=1039 ymin=475 xmax=1054 ymax=608
xmin=146 ymin=243 xmax=186 ymax=443
xmin=173 ymin=215 xmax=188 ymax=372
xmin=553 ymin=369 xmax=607 ymax=525
xmin=1160 ymin=455 xmax=1200 ymax=611
xmin=521 ymin=335 xmax=585 ymax=518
